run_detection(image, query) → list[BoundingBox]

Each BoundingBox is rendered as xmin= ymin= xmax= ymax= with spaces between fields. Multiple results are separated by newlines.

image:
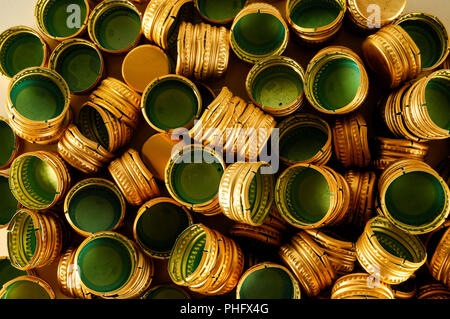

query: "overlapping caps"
xmin=58 ymin=77 xmax=140 ymax=174
xmin=363 ymin=13 xmax=449 ymax=88
xmin=381 ymin=69 xmax=450 ymax=141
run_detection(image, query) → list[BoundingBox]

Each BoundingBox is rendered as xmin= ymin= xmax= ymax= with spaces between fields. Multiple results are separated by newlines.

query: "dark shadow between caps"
xmin=384 ymin=171 xmax=446 ymax=227
xmin=51 ymin=41 xmax=103 ymax=94
xmin=0 ymin=174 xmax=19 ymax=227
xmin=313 ymin=58 xmax=361 ymax=111
xmin=0 ymin=28 xmax=46 ymax=78
xmin=196 ymin=0 xmax=246 ymax=24
xmin=278 ymin=166 xmax=331 ymax=226
xmin=135 ymin=200 xmax=192 ymax=258
xmin=289 ymin=0 xmax=342 ymax=29
xmin=142 ymin=285 xmax=190 ymax=299
xmin=232 ymin=11 xmax=286 ymax=56
xmin=92 ymin=1 xmax=141 ymax=52
xmin=237 ymin=265 xmax=296 ymax=299
xmin=0 ymin=258 xmax=28 ymax=288
xmin=142 ymin=76 xmax=201 ymax=133
xmin=36 ymin=0 xmax=89 ymax=39
xmin=77 ymin=103 xmax=110 ymax=149
xmin=0 ymin=120 xmax=17 ymax=169
xmin=77 ymin=236 xmax=133 ymax=293
xmin=66 ymin=180 xmax=124 ymax=236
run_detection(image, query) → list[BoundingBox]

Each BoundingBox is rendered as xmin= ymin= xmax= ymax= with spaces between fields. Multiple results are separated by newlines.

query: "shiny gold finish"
xmin=426 ymin=226 xmax=450 ymax=287
xmin=417 ymin=282 xmax=450 ymax=299
xmin=168 ymin=224 xmax=244 ymax=295
xmin=177 ymin=22 xmax=230 ymax=80
xmin=356 ymin=217 xmax=427 ymax=284
xmin=7 ymin=209 xmax=63 ymax=270
xmin=109 ymin=148 xmax=160 ymax=206
xmin=343 ymin=170 xmax=376 ymax=226
xmin=57 ymin=248 xmax=92 ymax=299
xmin=0 ymin=276 xmax=56 ymax=299
xmin=347 ymin=0 xmax=406 ymax=31
xmin=279 ymin=231 xmax=337 ymax=297
xmin=331 ymin=273 xmax=395 ymax=299
xmin=372 ymin=137 xmax=429 ymax=170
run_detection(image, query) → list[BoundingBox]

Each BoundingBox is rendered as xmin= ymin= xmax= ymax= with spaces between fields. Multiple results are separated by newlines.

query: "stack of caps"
xmin=58 ymin=77 xmax=140 ymax=174
xmin=218 ymin=162 xmax=274 ymax=226
xmin=9 ymin=151 xmax=71 ymax=211
xmin=304 ymin=229 xmax=357 ymax=275
xmin=416 ymin=282 xmax=450 ymax=299
xmin=176 ymin=22 xmax=230 ymax=80
xmin=356 ymin=217 xmax=427 ymax=284
xmin=305 ymin=46 xmax=369 ymax=114
xmin=6 ymin=67 xmax=71 ymax=145
xmin=275 ymin=163 xmax=351 ymax=229
xmin=332 ymin=112 xmax=371 ymax=167
xmin=88 ymin=0 xmax=142 ymax=54
xmin=109 ymin=149 xmax=160 ymax=206
xmin=0 ymin=117 xmax=21 ymax=171
xmin=165 ymin=145 xmax=225 ymax=216
xmin=133 ymin=197 xmax=193 ymax=259
xmin=75 ymin=232 xmax=154 ymax=299
xmin=168 ymin=224 xmax=244 ymax=295
xmin=0 ymin=276 xmax=55 ymax=299
xmin=64 ymin=178 xmax=126 ymax=236
xmin=331 ymin=273 xmax=395 ymax=299
xmin=286 ymin=0 xmax=346 ymax=44
xmin=377 ymin=159 xmax=450 ymax=234
xmin=278 ymin=114 xmax=332 ymax=166
xmin=343 ymin=170 xmax=376 ymax=226
xmin=0 ymin=26 xmax=48 ymax=78
xmin=57 ymin=248 xmax=91 ymax=299
xmin=230 ymin=207 xmax=290 ymax=246
xmin=35 ymin=0 xmax=90 ymax=41
xmin=279 ymin=231 xmax=337 ymax=297
xmin=190 ymin=87 xmax=277 ymax=160
xmin=426 ymin=225 xmax=450 ymax=287
xmin=381 ymin=69 xmax=450 ymax=141
xmin=372 ymin=137 xmax=429 ymax=170
xmin=362 ymin=13 xmax=449 ymax=88
xmin=236 ymin=262 xmax=301 ymax=299
xmin=230 ymin=3 xmax=288 ymax=64
xmin=246 ymin=56 xmax=305 ymax=117
xmin=346 ymin=0 xmax=406 ymax=31
xmin=7 ymin=209 xmax=63 ymax=270
xmin=142 ymin=0 xmax=194 ymax=50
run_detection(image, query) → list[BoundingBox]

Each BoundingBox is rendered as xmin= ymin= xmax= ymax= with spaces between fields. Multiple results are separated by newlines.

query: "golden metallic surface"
xmin=426 ymin=226 xmax=450 ymax=287
xmin=331 ymin=273 xmax=395 ymax=299
xmin=347 ymin=0 xmax=406 ymax=31
xmin=417 ymin=282 xmax=450 ymax=299
xmin=0 ymin=275 xmax=56 ymax=299
xmin=56 ymin=248 xmax=92 ymax=299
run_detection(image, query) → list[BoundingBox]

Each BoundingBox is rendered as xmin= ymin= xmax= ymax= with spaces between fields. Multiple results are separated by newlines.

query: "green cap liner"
xmin=0 ymin=28 xmax=45 ymax=78
xmin=7 ymin=211 xmax=38 ymax=269
xmin=425 ymin=77 xmax=450 ymax=131
xmin=142 ymin=76 xmax=201 ymax=132
xmin=196 ymin=0 xmax=246 ymax=23
xmin=36 ymin=0 xmax=88 ymax=39
xmin=289 ymin=0 xmax=341 ymax=29
xmin=92 ymin=2 xmax=141 ymax=52
xmin=135 ymin=201 xmax=191 ymax=258
xmin=233 ymin=12 xmax=286 ymax=55
xmin=238 ymin=266 xmax=295 ymax=299
xmin=66 ymin=179 xmax=124 ymax=235
xmin=77 ymin=235 xmax=134 ymax=293
xmin=1 ymin=278 xmax=52 ymax=299
xmin=51 ymin=41 xmax=102 ymax=94
xmin=385 ymin=171 xmax=446 ymax=227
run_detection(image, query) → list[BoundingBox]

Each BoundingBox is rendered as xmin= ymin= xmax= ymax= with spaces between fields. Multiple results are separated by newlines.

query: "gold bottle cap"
xmin=122 ymin=44 xmax=170 ymax=93
xmin=348 ymin=0 xmax=406 ymax=30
